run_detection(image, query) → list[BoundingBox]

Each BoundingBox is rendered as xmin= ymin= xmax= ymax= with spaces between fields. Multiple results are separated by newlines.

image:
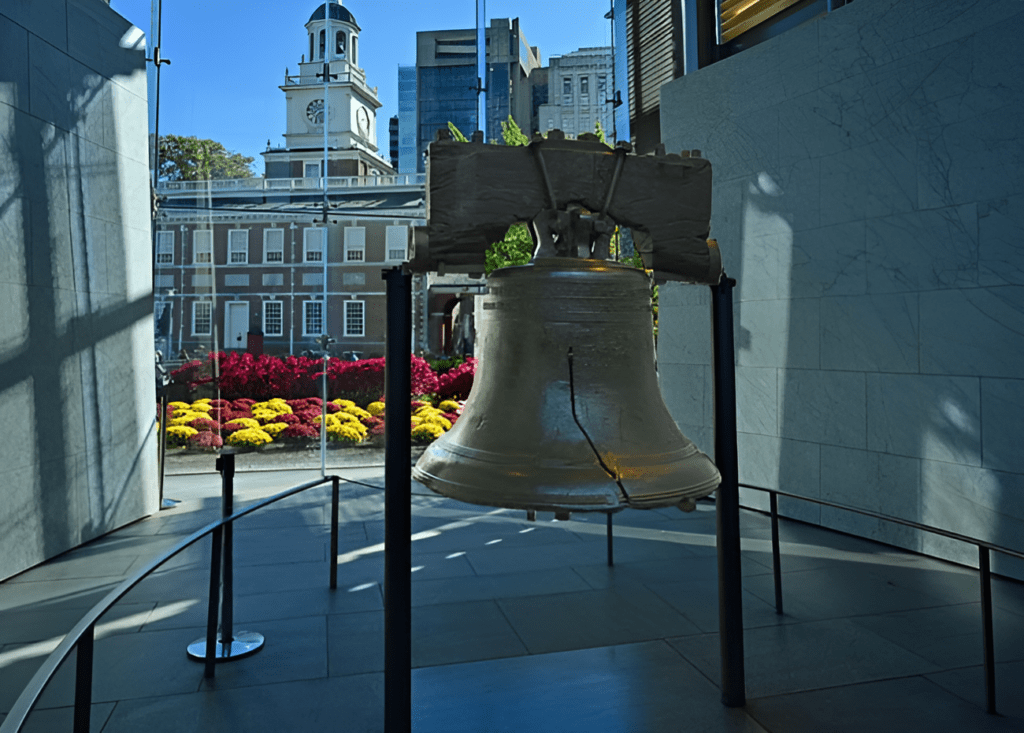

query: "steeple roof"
xmin=308 ymin=2 xmax=359 ymax=30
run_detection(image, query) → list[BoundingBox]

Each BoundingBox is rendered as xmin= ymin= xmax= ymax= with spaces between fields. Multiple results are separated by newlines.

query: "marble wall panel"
xmin=820 ymin=293 xmax=919 ymax=373
xmin=736 ymin=298 xmax=819 ymax=369
xmin=978 ymin=195 xmax=1024 ymax=287
xmin=980 ymin=378 xmax=1024 ymax=475
xmin=708 ymin=175 xmax=746 ymax=254
xmin=0 ymin=378 xmax=38 ymax=474
xmin=0 ymin=196 xmax=28 ymax=288
xmin=70 ymin=59 xmax=112 ymax=151
xmin=790 ymin=220 xmax=867 ymax=299
xmin=737 ymin=433 xmax=821 ymax=523
xmin=0 ymin=465 xmax=46 ymax=580
xmin=918 ymin=460 xmax=1024 ymax=555
xmin=866 ymin=373 xmax=981 ymax=466
xmin=736 ymin=366 xmax=777 ymax=437
xmin=865 ymin=204 xmax=978 ymax=294
xmin=1 ymin=0 xmax=68 ymax=52
xmin=780 ymin=368 xmax=866 ymax=449
xmin=0 ymin=281 xmax=29 ymax=362
xmin=658 ymin=362 xmax=711 ymax=438
xmin=773 ymin=157 xmax=822 ymax=233
xmin=0 ymin=16 xmax=29 ymax=112
xmin=919 ymin=286 xmax=1024 ymax=380
xmin=110 ymin=83 xmax=149 ymax=167
xmin=657 ymin=282 xmax=712 ymax=366
xmin=68 ymin=0 xmax=148 ymax=94
xmin=28 ymin=34 xmax=74 ymax=132
xmin=916 ymin=111 xmax=1024 ymax=211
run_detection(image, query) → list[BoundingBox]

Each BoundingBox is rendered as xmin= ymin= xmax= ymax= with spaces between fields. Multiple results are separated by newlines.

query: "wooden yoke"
xmin=408 ymin=129 xmax=721 ymax=284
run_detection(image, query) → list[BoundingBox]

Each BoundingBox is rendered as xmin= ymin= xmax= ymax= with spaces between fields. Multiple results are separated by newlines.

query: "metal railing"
xmin=741 ymin=482 xmax=1024 ymax=716
xmin=157 ymin=173 xmax=426 ymax=194
xmin=0 ymin=455 xmax=345 ymax=733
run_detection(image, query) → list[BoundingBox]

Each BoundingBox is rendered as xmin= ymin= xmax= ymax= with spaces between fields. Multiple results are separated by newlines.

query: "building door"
xmin=225 ymin=301 xmax=249 ymax=351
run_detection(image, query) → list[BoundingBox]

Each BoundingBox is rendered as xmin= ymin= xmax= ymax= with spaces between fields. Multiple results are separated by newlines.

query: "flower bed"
xmin=161 ymin=353 xmax=475 ymax=452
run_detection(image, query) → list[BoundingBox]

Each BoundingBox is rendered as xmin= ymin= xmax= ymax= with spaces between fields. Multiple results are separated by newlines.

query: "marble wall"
xmin=0 ymin=0 xmax=157 ymax=580
xmin=658 ymin=0 xmax=1024 ymax=576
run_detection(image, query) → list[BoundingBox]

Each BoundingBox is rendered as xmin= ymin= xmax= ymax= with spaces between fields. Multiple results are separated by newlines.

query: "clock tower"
xmin=263 ymin=1 xmax=393 ymax=178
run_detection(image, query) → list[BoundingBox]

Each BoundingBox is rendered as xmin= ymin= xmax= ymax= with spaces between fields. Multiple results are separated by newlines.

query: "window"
xmin=193 ymin=230 xmax=212 ymax=264
xmin=318 ymin=29 xmax=325 ymax=59
xmin=342 ymin=272 xmax=366 ymax=286
xmin=563 ymin=77 xmax=572 ymax=98
xmin=309 ymin=33 xmax=313 ymax=62
xmin=263 ymin=300 xmax=283 ymax=336
xmin=335 ymin=31 xmax=345 ymax=57
xmin=156 ymin=231 xmax=174 ymax=264
xmin=598 ymin=74 xmax=607 ymax=98
xmin=304 ymin=228 xmax=325 ymax=262
xmin=385 ymin=225 xmax=408 ymax=261
xmin=303 ymin=300 xmax=323 ymax=336
xmin=546 ymin=118 xmax=553 ymax=131
xmin=344 ymin=300 xmax=364 ymax=337
xmin=344 ymin=227 xmax=365 ymax=262
xmin=264 ymin=229 xmax=284 ymax=263
xmin=304 ymin=161 xmax=321 ymax=178
xmin=351 ymin=36 xmax=357 ymax=65
xmin=193 ymin=301 xmax=212 ymax=335
xmin=581 ymin=76 xmax=589 ymax=97
xmin=228 ymin=229 xmax=248 ymax=264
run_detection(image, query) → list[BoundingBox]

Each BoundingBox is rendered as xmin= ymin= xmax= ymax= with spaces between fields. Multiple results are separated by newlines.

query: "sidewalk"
xmin=2 ymin=462 xmax=1023 ymax=732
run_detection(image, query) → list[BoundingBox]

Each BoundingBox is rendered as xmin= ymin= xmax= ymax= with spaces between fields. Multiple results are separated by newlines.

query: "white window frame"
xmin=156 ymin=231 xmax=174 ymax=265
xmin=304 ymin=227 xmax=325 ymax=262
xmin=344 ymin=300 xmax=365 ymax=338
xmin=193 ymin=230 xmax=213 ymax=264
xmin=263 ymin=300 xmax=283 ymax=336
xmin=344 ymin=227 xmax=366 ymax=262
xmin=385 ymin=225 xmax=408 ymax=262
xmin=263 ymin=228 xmax=284 ymax=263
xmin=304 ymin=161 xmax=321 ymax=178
xmin=228 ymin=229 xmax=249 ymax=264
xmin=192 ymin=300 xmax=212 ymax=336
xmin=303 ymin=300 xmax=324 ymax=336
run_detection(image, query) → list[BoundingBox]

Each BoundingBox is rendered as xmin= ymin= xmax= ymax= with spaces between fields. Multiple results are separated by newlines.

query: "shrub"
xmin=276 ymin=413 xmax=301 ymax=425
xmin=262 ymin=422 xmax=290 ymax=438
xmin=281 ymin=423 xmax=319 ymax=441
xmin=437 ymin=358 xmax=476 ymax=400
xmin=438 ymin=400 xmax=462 ymax=413
xmin=188 ymin=431 xmax=223 ymax=451
xmin=327 ymin=421 xmax=366 ymax=444
xmin=224 ymin=418 xmax=260 ymax=433
xmin=188 ymin=417 xmax=221 ymax=432
xmin=226 ymin=427 xmax=273 ymax=448
xmin=366 ymin=401 xmax=385 ymax=416
xmin=411 ymin=423 xmax=445 ymax=443
xmin=166 ymin=425 xmax=198 ymax=447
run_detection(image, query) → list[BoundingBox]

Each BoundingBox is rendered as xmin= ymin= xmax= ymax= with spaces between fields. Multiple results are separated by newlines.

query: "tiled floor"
xmin=1 ymin=462 xmax=1023 ymax=732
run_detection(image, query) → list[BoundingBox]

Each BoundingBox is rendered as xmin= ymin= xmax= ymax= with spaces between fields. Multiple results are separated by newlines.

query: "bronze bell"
xmin=412 ymin=258 xmax=721 ymax=513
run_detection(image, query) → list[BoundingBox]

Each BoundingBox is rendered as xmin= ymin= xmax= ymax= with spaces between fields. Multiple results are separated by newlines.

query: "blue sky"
xmin=109 ymin=0 xmax=613 ymax=175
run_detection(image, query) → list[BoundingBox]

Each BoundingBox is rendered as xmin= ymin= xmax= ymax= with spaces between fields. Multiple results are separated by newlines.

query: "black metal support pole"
xmin=770 ymin=491 xmax=783 ymax=615
xmin=158 ymin=393 xmax=168 ymax=508
xmin=712 ymin=276 xmax=745 ymax=708
xmin=204 ymin=525 xmax=223 ymax=679
xmin=217 ymin=453 xmax=235 ymax=653
xmin=73 ymin=623 xmax=95 ymax=733
xmin=330 ymin=476 xmax=340 ymax=590
xmin=979 ymin=545 xmax=997 ymax=714
xmin=606 ymin=513 xmax=614 ymax=567
xmin=383 ymin=267 xmax=412 ymax=733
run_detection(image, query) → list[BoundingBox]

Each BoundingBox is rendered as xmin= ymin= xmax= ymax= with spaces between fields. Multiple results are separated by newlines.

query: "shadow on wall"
xmin=0 ymin=2 xmax=157 ymax=580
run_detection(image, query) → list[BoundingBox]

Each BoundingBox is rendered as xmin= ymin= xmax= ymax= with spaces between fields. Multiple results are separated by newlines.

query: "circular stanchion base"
xmin=186 ymin=631 xmax=265 ymax=662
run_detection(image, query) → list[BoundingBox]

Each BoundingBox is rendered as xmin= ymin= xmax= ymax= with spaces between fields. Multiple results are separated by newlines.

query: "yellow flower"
xmin=262 ymin=422 xmax=289 ymax=437
xmin=438 ymin=400 xmax=461 ymax=413
xmin=411 ymin=423 xmax=445 ymax=443
xmin=251 ymin=409 xmax=280 ymax=424
xmin=410 ymin=416 xmax=423 ymax=426
xmin=331 ymin=399 xmax=356 ymax=409
xmin=315 ymin=413 xmax=342 ymax=428
xmin=225 ymin=417 xmax=261 ymax=430
xmin=366 ymin=401 xmax=386 ymax=416
xmin=166 ymin=425 xmax=198 ymax=447
xmin=421 ymin=414 xmax=452 ymax=431
xmin=227 ymin=427 xmax=273 ymax=447
xmin=189 ymin=402 xmax=213 ymax=413
xmin=342 ymin=405 xmax=372 ymax=420
xmin=327 ymin=421 xmax=366 ymax=444
xmin=168 ymin=401 xmax=190 ymax=410
xmin=170 ymin=411 xmax=202 ymax=426
xmin=193 ymin=398 xmax=212 ymax=404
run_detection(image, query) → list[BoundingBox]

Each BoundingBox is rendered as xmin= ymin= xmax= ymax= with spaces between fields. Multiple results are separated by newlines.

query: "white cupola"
xmin=305 ymin=0 xmax=360 ymax=68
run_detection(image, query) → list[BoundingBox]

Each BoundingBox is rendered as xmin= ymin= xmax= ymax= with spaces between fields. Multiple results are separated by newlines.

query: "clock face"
xmin=306 ymin=99 xmax=324 ymax=124
xmin=356 ymin=107 xmax=370 ymax=136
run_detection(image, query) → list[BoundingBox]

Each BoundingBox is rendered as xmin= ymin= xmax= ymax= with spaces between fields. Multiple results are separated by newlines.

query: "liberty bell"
xmin=411 ymin=132 xmax=723 ymax=514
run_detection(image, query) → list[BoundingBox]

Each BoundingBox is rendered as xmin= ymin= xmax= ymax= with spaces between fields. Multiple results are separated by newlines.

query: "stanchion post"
xmin=204 ymin=525 xmax=223 ymax=679
xmin=218 ymin=453 xmax=235 ymax=653
xmin=73 ymin=623 xmax=95 ymax=733
xmin=712 ymin=276 xmax=745 ymax=708
xmin=606 ymin=513 xmax=614 ymax=567
xmin=330 ymin=476 xmax=340 ymax=590
xmin=770 ymin=491 xmax=783 ymax=615
xmin=979 ymin=546 xmax=997 ymax=714
xmin=383 ymin=267 xmax=412 ymax=733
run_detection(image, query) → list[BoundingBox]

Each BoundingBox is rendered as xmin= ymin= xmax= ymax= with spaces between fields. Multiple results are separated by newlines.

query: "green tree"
xmin=158 ymin=134 xmax=255 ymax=181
